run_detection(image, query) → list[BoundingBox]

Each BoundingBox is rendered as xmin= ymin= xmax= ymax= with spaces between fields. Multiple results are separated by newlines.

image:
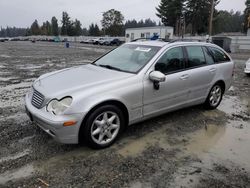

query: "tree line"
xmin=156 ymin=0 xmax=247 ymax=35
xmin=0 ymin=1 xmax=249 ymax=38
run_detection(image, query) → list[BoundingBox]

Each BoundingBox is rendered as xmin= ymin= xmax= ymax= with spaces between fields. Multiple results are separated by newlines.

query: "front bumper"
xmin=25 ymin=93 xmax=84 ymax=144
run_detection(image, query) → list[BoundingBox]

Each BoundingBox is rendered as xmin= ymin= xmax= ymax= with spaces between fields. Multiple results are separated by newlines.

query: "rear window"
xmin=209 ymin=47 xmax=230 ymax=63
xmin=203 ymin=47 xmax=215 ymax=65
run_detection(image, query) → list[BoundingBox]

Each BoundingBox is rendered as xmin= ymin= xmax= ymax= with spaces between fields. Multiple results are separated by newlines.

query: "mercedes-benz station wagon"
xmin=25 ymin=41 xmax=234 ymax=148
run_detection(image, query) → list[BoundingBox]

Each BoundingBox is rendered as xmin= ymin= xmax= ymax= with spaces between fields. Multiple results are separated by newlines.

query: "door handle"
xmin=209 ymin=68 xmax=217 ymax=73
xmin=180 ymin=74 xmax=189 ymax=80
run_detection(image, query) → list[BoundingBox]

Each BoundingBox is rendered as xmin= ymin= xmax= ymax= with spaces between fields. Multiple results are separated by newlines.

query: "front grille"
xmin=31 ymin=89 xmax=45 ymax=109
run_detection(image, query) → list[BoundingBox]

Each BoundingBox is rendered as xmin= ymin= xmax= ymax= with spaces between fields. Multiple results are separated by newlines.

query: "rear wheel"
xmin=81 ymin=105 xmax=125 ymax=149
xmin=204 ymin=83 xmax=224 ymax=110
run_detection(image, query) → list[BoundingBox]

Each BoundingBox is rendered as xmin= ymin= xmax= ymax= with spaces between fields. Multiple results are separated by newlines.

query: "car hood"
xmin=33 ymin=64 xmax=134 ymax=98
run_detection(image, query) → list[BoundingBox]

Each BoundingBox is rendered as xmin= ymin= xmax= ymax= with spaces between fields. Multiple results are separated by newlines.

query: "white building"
xmin=125 ymin=26 xmax=174 ymax=42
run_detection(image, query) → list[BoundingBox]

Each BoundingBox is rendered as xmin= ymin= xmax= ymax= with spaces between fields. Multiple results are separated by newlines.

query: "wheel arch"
xmin=78 ymin=100 xmax=129 ymax=143
xmin=214 ymin=80 xmax=226 ymax=94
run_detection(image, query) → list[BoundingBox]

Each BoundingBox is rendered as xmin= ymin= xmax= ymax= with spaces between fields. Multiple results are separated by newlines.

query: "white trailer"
xmin=125 ymin=26 xmax=174 ymax=42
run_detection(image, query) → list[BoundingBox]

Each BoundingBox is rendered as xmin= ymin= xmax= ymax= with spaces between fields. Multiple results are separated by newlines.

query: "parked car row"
xmin=0 ymin=38 xmax=7 ymax=42
xmin=80 ymin=38 xmax=123 ymax=46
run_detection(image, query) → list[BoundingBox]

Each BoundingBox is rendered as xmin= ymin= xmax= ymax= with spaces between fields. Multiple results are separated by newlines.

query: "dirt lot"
xmin=0 ymin=41 xmax=250 ymax=188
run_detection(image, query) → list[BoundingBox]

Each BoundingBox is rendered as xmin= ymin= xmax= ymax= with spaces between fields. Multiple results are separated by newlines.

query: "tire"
xmin=81 ymin=105 xmax=125 ymax=149
xmin=204 ymin=83 xmax=224 ymax=110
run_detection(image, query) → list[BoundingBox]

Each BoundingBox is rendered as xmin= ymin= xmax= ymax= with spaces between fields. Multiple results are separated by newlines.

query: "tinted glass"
xmin=203 ymin=47 xmax=215 ymax=65
xmin=209 ymin=47 xmax=230 ymax=63
xmin=186 ymin=46 xmax=206 ymax=68
xmin=155 ymin=47 xmax=185 ymax=74
xmin=94 ymin=44 xmax=160 ymax=73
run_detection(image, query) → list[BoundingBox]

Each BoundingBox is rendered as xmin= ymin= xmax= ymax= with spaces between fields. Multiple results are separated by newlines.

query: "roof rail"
xmin=169 ymin=39 xmax=207 ymax=43
xmin=131 ymin=38 xmax=171 ymax=42
xmin=131 ymin=38 xmax=209 ymax=43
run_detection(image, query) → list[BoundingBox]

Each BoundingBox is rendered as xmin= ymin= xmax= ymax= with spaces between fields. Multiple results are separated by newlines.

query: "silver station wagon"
xmin=25 ymin=41 xmax=234 ymax=148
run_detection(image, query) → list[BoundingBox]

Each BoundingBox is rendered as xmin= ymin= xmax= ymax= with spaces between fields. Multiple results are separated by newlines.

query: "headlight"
xmin=47 ymin=97 xmax=73 ymax=115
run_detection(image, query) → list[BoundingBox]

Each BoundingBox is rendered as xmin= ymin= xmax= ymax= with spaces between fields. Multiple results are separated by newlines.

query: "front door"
xmin=143 ymin=46 xmax=190 ymax=117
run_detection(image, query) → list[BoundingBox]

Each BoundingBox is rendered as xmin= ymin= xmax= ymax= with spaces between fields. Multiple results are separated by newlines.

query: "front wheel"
xmin=204 ymin=84 xmax=224 ymax=110
xmin=81 ymin=105 xmax=125 ymax=149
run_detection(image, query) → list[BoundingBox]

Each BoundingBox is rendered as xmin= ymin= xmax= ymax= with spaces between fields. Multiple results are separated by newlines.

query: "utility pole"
xmin=209 ymin=0 xmax=215 ymax=36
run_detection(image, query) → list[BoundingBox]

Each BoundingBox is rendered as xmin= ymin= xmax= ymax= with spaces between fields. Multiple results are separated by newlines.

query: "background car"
xmin=93 ymin=38 xmax=105 ymax=45
xmin=245 ymin=58 xmax=250 ymax=76
xmin=103 ymin=38 xmax=122 ymax=46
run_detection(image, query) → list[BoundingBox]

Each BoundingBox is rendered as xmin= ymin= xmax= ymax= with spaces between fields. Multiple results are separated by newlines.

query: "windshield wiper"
xmin=98 ymin=64 xmax=122 ymax=71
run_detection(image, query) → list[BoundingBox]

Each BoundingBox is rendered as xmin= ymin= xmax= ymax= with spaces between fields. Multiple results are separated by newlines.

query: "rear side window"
xmin=209 ymin=47 xmax=230 ymax=63
xmin=203 ymin=47 xmax=215 ymax=65
xmin=155 ymin=47 xmax=185 ymax=74
xmin=186 ymin=46 xmax=206 ymax=68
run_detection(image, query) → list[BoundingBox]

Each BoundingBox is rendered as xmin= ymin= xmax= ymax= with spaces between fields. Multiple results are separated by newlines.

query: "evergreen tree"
xmin=73 ymin=19 xmax=82 ymax=36
xmin=244 ymin=0 xmax=250 ymax=31
xmin=88 ymin=23 xmax=100 ymax=36
xmin=185 ymin=0 xmax=219 ymax=35
xmin=51 ymin=16 xmax=59 ymax=36
xmin=94 ymin=24 xmax=100 ymax=36
xmin=0 ymin=27 xmax=28 ymax=37
xmin=61 ymin=12 xmax=71 ymax=35
xmin=124 ymin=19 xmax=157 ymax=29
xmin=82 ymin=28 xmax=88 ymax=36
xmin=30 ymin=20 xmax=40 ymax=35
xmin=213 ymin=10 xmax=244 ymax=34
xmin=156 ymin=0 xmax=185 ymax=33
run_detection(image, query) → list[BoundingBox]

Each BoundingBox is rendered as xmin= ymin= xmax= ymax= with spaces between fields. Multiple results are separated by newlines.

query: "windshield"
xmin=94 ymin=44 xmax=161 ymax=73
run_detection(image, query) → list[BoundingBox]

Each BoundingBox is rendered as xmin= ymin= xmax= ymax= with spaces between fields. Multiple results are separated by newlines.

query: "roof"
xmin=126 ymin=26 xmax=173 ymax=31
xmin=126 ymin=40 xmax=218 ymax=48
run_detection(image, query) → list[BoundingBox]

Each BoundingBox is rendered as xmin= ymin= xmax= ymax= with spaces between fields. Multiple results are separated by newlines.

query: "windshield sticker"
xmin=135 ymin=47 xmax=151 ymax=52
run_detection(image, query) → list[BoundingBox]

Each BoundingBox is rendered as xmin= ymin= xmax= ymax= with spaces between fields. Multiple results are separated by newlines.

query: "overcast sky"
xmin=0 ymin=0 xmax=246 ymax=28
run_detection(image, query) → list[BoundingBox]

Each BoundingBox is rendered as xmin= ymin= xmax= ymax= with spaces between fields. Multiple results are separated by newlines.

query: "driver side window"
xmin=155 ymin=47 xmax=185 ymax=74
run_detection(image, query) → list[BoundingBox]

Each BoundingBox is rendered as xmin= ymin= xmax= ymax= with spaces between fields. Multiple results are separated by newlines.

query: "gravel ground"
xmin=0 ymin=41 xmax=250 ymax=188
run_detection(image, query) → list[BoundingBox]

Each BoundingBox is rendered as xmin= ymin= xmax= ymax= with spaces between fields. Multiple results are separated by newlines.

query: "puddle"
xmin=186 ymin=95 xmax=250 ymax=170
xmin=218 ymin=95 xmax=247 ymax=115
xmin=117 ymin=128 xmax=170 ymax=157
xmin=0 ymin=164 xmax=34 ymax=185
xmin=0 ymin=149 xmax=30 ymax=163
xmin=185 ymin=124 xmax=226 ymax=155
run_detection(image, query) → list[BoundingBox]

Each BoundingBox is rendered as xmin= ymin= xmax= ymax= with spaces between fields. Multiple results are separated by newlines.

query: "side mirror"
xmin=149 ymin=71 xmax=166 ymax=90
xmin=149 ymin=71 xmax=166 ymax=82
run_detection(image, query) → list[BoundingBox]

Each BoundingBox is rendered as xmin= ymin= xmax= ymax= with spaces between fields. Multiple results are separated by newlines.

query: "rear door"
xmin=208 ymin=46 xmax=234 ymax=91
xmin=183 ymin=45 xmax=217 ymax=103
